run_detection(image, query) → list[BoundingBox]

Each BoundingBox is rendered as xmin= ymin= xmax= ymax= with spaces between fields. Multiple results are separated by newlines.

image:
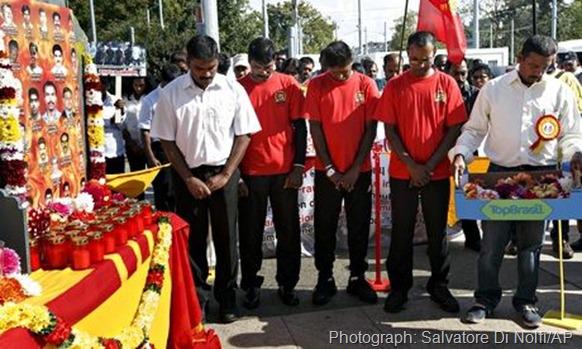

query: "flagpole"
xmin=397 ymin=0 xmax=411 ymax=71
xmin=532 ymin=0 xmax=537 ymax=34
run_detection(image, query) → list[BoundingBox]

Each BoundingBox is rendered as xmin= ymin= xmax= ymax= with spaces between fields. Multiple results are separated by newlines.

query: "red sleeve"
xmin=374 ymin=79 xmax=397 ymax=125
xmin=445 ymin=76 xmax=468 ymax=126
xmin=287 ymin=77 xmax=305 ymax=121
xmin=364 ymin=76 xmax=380 ymax=121
xmin=303 ymin=77 xmax=321 ymax=122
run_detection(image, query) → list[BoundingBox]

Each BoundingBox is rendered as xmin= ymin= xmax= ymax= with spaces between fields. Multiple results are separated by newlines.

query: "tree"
xmin=267 ymin=1 xmax=335 ymax=54
xmin=388 ymin=12 xmax=417 ymax=51
xmin=217 ymin=0 xmax=263 ymax=55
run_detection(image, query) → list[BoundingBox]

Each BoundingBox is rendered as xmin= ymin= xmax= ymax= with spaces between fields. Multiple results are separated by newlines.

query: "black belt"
xmin=488 ymin=163 xmax=557 ymax=172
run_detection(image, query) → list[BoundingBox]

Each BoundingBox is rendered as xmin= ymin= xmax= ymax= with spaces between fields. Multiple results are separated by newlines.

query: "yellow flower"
xmin=116 ymin=326 xmax=145 ymax=348
xmin=87 ymin=126 xmax=105 ymax=148
xmin=0 ymin=116 xmax=21 ymax=143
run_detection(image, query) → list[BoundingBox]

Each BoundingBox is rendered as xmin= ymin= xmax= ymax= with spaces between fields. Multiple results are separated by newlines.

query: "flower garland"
xmin=83 ymin=55 xmax=106 ymax=181
xmin=0 ymin=216 xmax=173 ymax=349
xmin=0 ymin=50 xmax=27 ymax=203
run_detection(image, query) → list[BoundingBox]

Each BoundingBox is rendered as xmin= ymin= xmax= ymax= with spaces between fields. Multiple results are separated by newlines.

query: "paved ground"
xmin=203 ymin=230 xmax=582 ymax=349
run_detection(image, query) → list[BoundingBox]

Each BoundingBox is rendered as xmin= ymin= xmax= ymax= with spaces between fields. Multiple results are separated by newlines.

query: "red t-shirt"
xmin=239 ymin=72 xmax=305 ymax=175
xmin=303 ymin=72 xmax=379 ymax=172
xmin=375 ymin=70 xmax=467 ymax=180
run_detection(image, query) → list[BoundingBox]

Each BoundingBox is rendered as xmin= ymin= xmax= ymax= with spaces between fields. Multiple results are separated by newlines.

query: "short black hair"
xmin=383 ymin=53 xmax=400 ymax=66
xmin=21 ymin=4 xmax=30 ymax=14
xmin=53 ymin=11 xmax=60 ymax=20
xmin=52 ymin=44 xmax=62 ymax=55
xmin=444 ymin=58 xmax=467 ymax=72
xmin=28 ymin=87 xmax=38 ymax=98
xmin=248 ymin=37 xmax=276 ymax=64
xmin=217 ymin=53 xmax=231 ymax=74
xmin=521 ymin=35 xmax=557 ymax=58
xmin=281 ymin=58 xmax=300 ymax=75
xmin=299 ymin=56 xmax=314 ymax=66
xmin=29 ymin=42 xmax=38 ymax=53
xmin=322 ymin=41 xmax=353 ymax=68
xmin=186 ymin=35 xmax=218 ymax=61
xmin=470 ymin=63 xmax=493 ymax=79
xmin=407 ymin=31 xmax=436 ymax=48
xmin=171 ymin=50 xmax=187 ymax=64
xmin=351 ymin=62 xmax=365 ymax=74
xmin=161 ymin=63 xmax=183 ymax=82
xmin=361 ymin=57 xmax=376 ymax=71
xmin=62 ymin=86 xmax=72 ymax=96
xmin=44 ymin=80 xmax=56 ymax=92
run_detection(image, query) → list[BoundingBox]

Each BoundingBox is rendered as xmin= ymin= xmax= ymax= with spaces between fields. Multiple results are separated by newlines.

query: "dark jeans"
xmin=105 ymin=155 xmax=125 ymax=175
xmin=151 ymin=142 xmax=174 ymax=212
xmin=462 ymin=220 xmax=481 ymax=243
xmin=475 ymin=162 xmax=552 ymax=310
xmin=314 ymin=170 xmax=372 ymax=280
xmin=238 ymin=173 xmax=301 ymax=291
xmin=387 ymin=179 xmax=451 ymax=293
xmin=174 ymin=165 xmax=239 ymax=311
xmin=125 ymin=144 xmax=147 ymax=200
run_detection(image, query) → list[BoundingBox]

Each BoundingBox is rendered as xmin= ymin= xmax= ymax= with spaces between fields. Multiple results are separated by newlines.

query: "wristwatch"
xmin=326 ymin=166 xmax=336 ymax=178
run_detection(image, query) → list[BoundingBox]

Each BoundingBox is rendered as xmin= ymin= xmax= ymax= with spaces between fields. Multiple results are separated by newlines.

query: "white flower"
xmin=73 ymin=192 xmax=95 ymax=212
xmin=559 ymin=175 xmax=573 ymax=193
xmin=11 ymin=274 xmax=42 ymax=296
xmin=84 ymin=64 xmax=98 ymax=75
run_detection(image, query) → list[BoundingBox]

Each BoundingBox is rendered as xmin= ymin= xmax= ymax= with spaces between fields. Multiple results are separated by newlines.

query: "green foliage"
xmin=388 ymin=11 xmax=417 ymax=51
xmin=217 ymin=0 xmax=263 ymax=55
xmin=267 ymin=1 xmax=335 ymax=54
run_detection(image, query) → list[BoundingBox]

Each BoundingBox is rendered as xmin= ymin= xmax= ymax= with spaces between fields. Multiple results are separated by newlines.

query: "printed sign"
xmin=91 ymin=41 xmax=146 ymax=77
xmin=481 ymin=200 xmax=553 ymax=221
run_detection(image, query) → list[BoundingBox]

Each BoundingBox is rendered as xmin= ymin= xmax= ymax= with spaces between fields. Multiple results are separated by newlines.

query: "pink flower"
xmin=47 ymin=201 xmax=73 ymax=216
xmin=2 ymin=247 xmax=21 ymax=275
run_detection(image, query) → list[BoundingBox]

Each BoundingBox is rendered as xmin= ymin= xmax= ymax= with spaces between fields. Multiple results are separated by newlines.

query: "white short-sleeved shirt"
xmin=103 ymin=92 xmax=125 ymax=158
xmin=138 ymin=86 xmax=161 ymax=142
xmin=123 ymin=94 xmax=143 ymax=146
xmin=150 ymin=73 xmax=261 ymax=168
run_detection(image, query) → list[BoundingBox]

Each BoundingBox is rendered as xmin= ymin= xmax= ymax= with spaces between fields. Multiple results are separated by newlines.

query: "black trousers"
xmin=174 ymin=166 xmax=239 ymax=311
xmin=238 ymin=173 xmax=301 ymax=291
xmin=314 ymin=170 xmax=372 ymax=280
xmin=126 ymin=144 xmax=147 ymax=200
xmin=105 ymin=155 xmax=125 ymax=175
xmin=151 ymin=142 xmax=174 ymax=212
xmin=387 ymin=179 xmax=451 ymax=293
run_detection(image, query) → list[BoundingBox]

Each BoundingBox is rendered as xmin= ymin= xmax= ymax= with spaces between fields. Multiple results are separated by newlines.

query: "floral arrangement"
xmin=82 ymin=179 xmax=112 ymax=209
xmin=0 ymin=216 xmax=172 ymax=348
xmin=0 ymin=50 xmax=27 ymax=203
xmin=0 ymin=246 xmax=42 ymax=305
xmin=463 ymin=172 xmax=572 ymax=200
xmin=84 ymin=55 xmax=106 ymax=181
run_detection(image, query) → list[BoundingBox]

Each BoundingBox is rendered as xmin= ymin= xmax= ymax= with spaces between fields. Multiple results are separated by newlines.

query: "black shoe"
xmin=346 ymin=276 xmax=378 ymax=304
xmin=570 ymin=238 xmax=582 ymax=252
xmin=464 ymin=304 xmax=490 ymax=324
xmin=278 ymin=286 xmax=299 ymax=306
xmin=518 ymin=304 xmax=541 ymax=328
xmin=383 ymin=290 xmax=408 ymax=313
xmin=312 ymin=277 xmax=337 ymax=305
xmin=219 ymin=307 xmax=239 ymax=324
xmin=465 ymin=240 xmax=481 ymax=252
xmin=552 ymin=239 xmax=574 ymax=259
xmin=242 ymin=287 xmax=261 ymax=309
xmin=505 ymin=241 xmax=518 ymax=256
xmin=428 ymin=286 xmax=460 ymax=313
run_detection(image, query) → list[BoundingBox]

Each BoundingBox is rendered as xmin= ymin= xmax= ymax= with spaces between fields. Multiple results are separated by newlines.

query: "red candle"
xmin=133 ymin=210 xmax=145 ymax=233
xmin=101 ymin=225 xmax=116 ymax=254
xmin=138 ymin=201 xmax=153 ymax=226
xmin=86 ymin=231 xmax=105 ymax=263
xmin=29 ymin=239 xmax=41 ymax=271
xmin=111 ymin=220 xmax=129 ymax=246
xmin=46 ymin=235 xmax=69 ymax=269
xmin=71 ymin=237 xmax=91 ymax=270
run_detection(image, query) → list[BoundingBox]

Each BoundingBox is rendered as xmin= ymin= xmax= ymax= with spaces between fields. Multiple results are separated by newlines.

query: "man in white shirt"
xmin=451 ymin=35 xmax=582 ymax=328
xmin=151 ymin=35 xmax=261 ymax=324
xmin=139 ymin=63 xmax=182 ymax=211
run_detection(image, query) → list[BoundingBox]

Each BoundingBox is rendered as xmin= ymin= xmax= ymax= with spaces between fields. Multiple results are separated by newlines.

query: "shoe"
xmin=278 ymin=287 xmax=299 ymax=306
xmin=218 ymin=307 xmax=239 ymax=324
xmin=465 ymin=240 xmax=481 ymax=252
xmin=242 ymin=287 xmax=261 ymax=309
xmin=383 ymin=290 xmax=408 ymax=313
xmin=505 ymin=241 xmax=518 ymax=256
xmin=464 ymin=305 xmax=490 ymax=324
xmin=428 ymin=286 xmax=460 ymax=313
xmin=518 ymin=304 xmax=541 ymax=328
xmin=312 ymin=277 xmax=337 ymax=305
xmin=346 ymin=276 xmax=378 ymax=304
xmin=552 ymin=240 xmax=574 ymax=259
xmin=570 ymin=238 xmax=582 ymax=252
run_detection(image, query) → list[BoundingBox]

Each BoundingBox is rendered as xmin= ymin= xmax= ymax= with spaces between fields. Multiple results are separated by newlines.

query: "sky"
xmin=249 ymin=0 xmax=421 ymax=48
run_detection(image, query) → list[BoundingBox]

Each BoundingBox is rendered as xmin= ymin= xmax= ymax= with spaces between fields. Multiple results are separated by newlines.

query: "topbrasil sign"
xmin=481 ymin=200 xmax=553 ymax=220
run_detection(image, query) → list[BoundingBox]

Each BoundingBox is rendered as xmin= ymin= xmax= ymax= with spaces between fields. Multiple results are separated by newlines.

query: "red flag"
xmin=417 ymin=0 xmax=467 ymax=64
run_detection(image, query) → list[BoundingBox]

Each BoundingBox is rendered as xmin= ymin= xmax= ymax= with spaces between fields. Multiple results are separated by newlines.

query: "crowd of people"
xmin=102 ymin=31 xmax=582 ymax=329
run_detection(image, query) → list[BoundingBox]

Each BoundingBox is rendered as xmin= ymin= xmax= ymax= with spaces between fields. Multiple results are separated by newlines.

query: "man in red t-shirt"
xmin=238 ymin=37 xmax=307 ymax=309
xmin=375 ymin=31 xmax=467 ymax=314
xmin=304 ymin=41 xmax=379 ymax=306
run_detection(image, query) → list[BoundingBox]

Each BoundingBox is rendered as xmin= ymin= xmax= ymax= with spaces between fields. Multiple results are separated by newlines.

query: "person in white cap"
xmin=233 ymin=53 xmax=250 ymax=80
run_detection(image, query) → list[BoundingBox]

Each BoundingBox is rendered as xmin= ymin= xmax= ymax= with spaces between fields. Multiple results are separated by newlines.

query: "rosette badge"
xmin=530 ymin=114 xmax=560 ymax=154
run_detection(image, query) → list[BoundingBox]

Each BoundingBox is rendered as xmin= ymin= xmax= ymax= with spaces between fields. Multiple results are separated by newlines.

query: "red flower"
xmin=89 ymin=161 xmax=106 ymax=181
xmin=0 ymin=87 xmax=16 ymax=100
xmin=84 ymin=81 xmax=102 ymax=92
xmin=86 ymin=104 xmax=103 ymax=114
xmin=147 ymin=270 xmax=164 ymax=288
xmin=44 ymin=316 xmax=72 ymax=345
xmin=0 ymin=159 xmax=26 ymax=186
xmin=100 ymin=338 xmax=121 ymax=349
